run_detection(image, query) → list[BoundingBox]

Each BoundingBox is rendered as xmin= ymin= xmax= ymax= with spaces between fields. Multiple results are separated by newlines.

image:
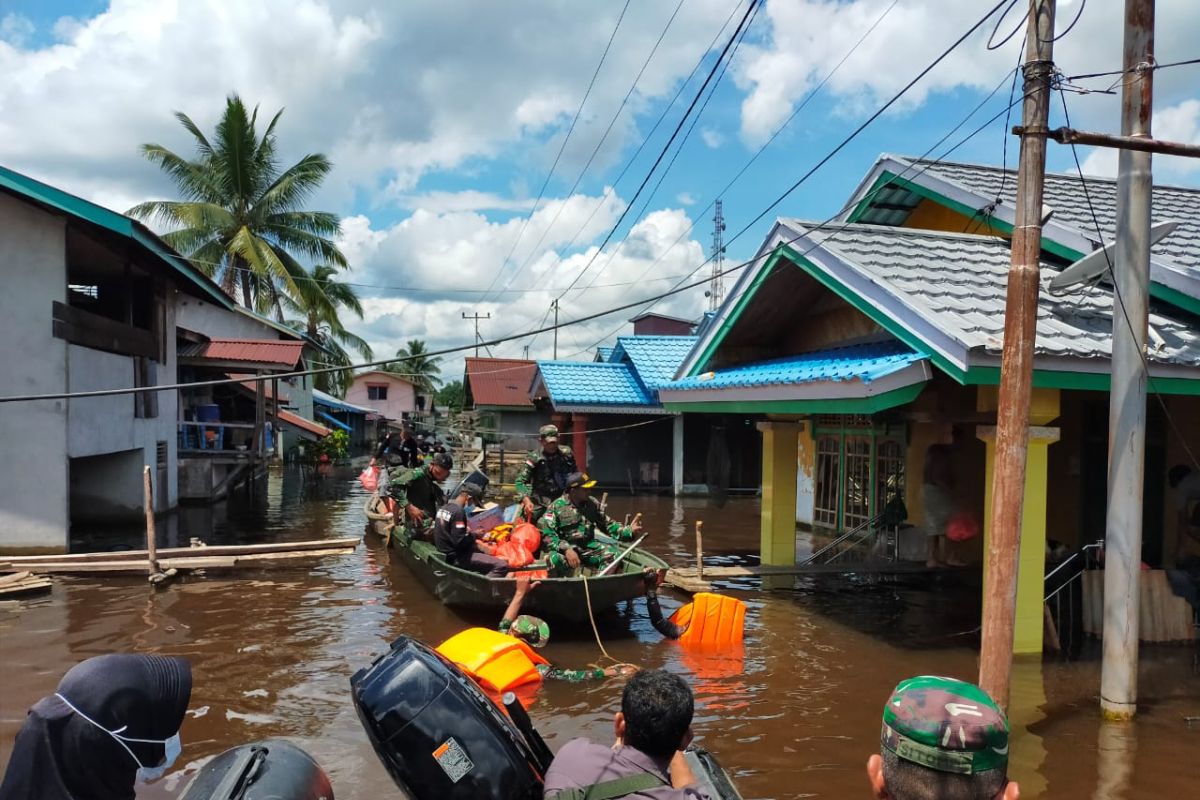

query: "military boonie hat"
xmin=881 ymin=676 xmax=1009 ymax=775
xmin=539 ymin=424 xmax=559 ymax=441
xmin=565 ymin=471 xmax=596 ymax=490
xmin=510 ymin=615 xmax=551 ymax=648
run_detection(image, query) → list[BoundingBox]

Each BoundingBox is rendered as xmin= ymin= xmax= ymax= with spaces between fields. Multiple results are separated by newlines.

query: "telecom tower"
xmin=708 ymin=199 xmax=726 ymax=311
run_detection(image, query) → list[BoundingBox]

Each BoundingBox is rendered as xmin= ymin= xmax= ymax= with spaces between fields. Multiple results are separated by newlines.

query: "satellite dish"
xmin=1048 ymin=220 xmax=1182 ymax=292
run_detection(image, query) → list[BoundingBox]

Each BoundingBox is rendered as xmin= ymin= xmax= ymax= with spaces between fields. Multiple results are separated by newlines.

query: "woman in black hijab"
xmin=0 ymin=653 xmax=192 ymax=800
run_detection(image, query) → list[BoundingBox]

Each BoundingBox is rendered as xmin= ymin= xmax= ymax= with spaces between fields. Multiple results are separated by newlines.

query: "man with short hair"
xmin=1168 ymin=464 xmax=1200 ymax=564
xmin=544 ymin=669 xmax=708 ymax=799
xmin=372 ymin=425 xmax=419 ymax=470
xmin=515 ymin=424 xmax=577 ymax=519
xmin=433 ymin=476 xmax=507 ymax=577
xmin=540 ymin=472 xmax=643 ymax=576
xmin=387 ymin=451 xmax=452 ymax=541
xmin=865 ymin=676 xmax=1019 ymax=800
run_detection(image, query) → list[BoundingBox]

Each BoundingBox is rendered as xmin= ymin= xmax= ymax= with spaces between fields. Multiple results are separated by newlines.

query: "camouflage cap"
xmin=510 ymin=615 xmax=551 ymax=648
xmin=881 ymin=676 xmax=1009 ymax=776
xmin=539 ymin=424 xmax=559 ymax=441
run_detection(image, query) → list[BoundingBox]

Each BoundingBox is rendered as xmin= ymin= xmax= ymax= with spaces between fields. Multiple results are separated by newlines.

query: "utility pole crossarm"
xmin=1015 ymin=126 xmax=1200 ymax=158
xmin=462 ymin=311 xmax=492 ymax=358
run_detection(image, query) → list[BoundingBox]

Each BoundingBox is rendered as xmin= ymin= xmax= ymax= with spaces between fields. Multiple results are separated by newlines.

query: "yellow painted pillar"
xmin=977 ymin=388 xmax=1060 ymax=655
xmin=757 ymin=420 xmax=799 ymax=566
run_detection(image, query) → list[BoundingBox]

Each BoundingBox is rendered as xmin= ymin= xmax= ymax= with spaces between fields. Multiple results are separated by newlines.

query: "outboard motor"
xmin=179 ymin=739 xmax=334 ymax=800
xmin=351 ymin=635 xmax=549 ymax=800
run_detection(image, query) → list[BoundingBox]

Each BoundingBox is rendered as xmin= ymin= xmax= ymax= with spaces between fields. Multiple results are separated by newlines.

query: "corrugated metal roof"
xmin=313 ymin=388 xmax=378 ymax=415
xmin=780 ymin=219 xmax=1200 ymax=367
xmin=594 ymin=347 xmax=615 ymax=363
xmin=464 ymin=357 xmax=537 ymax=408
xmin=277 ymin=409 xmax=330 ymax=439
xmin=667 ymin=341 xmax=924 ymax=390
xmin=610 ymin=336 xmax=698 ymax=389
xmin=228 ymin=373 xmax=290 ymax=402
xmin=536 ymin=361 xmax=655 ymax=407
xmin=898 ymin=156 xmax=1200 ymax=268
xmin=179 ymin=338 xmax=305 ymax=368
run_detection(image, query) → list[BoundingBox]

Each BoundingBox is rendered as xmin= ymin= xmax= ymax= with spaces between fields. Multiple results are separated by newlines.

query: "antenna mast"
xmin=709 ymin=200 xmax=726 ymax=311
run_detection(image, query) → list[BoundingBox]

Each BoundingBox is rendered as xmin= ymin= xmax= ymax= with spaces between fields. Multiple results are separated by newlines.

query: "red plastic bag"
xmin=945 ymin=513 xmax=979 ymax=542
xmin=358 ymin=466 xmax=380 ymax=492
xmin=510 ymin=522 xmax=541 ymax=553
xmin=493 ymin=540 xmax=534 ymax=568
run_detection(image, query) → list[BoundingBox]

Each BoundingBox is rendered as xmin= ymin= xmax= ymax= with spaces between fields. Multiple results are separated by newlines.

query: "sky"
xmin=2 ymin=0 xmax=1199 ymax=385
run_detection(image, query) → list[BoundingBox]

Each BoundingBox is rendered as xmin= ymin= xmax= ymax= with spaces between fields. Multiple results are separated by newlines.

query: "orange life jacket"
xmin=669 ymin=592 xmax=746 ymax=647
xmin=436 ymin=627 xmax=549 ymax=694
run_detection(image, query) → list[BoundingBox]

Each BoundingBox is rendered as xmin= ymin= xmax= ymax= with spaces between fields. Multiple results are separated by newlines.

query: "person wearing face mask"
xmin=0 ymin=652 xmax=192 ymax=800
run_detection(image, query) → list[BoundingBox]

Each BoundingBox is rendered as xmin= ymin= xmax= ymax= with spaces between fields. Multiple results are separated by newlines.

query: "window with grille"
xmin=812 ymin=423 xmax=907 ymax=531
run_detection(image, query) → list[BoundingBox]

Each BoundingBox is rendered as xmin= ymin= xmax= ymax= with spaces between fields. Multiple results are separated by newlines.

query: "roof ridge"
xmin=889 ymin=152 xmax=1200 ymax=194
xmin=780 ymin=217 xmax=1013 ymax=247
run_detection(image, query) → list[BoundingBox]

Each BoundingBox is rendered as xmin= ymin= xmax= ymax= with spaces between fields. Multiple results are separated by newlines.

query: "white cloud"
xmin=734 ymin=0 xmax=1200 ymax=145
xmin=394 ymin=190 xmax=539 ymax=215
xmin=676 ymin=191 xmax=697 ymax=206
xmin=1080 ymin=99 xmax=1200 ymax=181
xmin=343 ymin=195 xmax=707 ymax=377
xmin=0 ymin=13 xmax=35 ymax=47
xmin=700 ymin=128 xmax=724 ymax=148
xmin=0 ymin=0 xmax=735 ymax=211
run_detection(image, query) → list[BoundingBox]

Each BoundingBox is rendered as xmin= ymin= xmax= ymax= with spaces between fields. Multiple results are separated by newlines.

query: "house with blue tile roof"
xmin=661 ymin=154 xmax=1200 ymax=656
xmin=532 ymin=334 xmax=762 ymax=493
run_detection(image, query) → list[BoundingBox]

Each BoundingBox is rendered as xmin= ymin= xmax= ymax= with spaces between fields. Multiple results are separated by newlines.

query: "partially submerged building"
xmin=662 ymin=155 xmax=1200 ymax=653
xmin=463 ymin=357 xmax=546 ymax=446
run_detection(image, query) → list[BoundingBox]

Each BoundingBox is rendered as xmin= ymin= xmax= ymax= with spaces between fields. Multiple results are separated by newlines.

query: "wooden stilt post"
xmin=143 ymin=466 xmax=157 ymax=576
xmin=695 ymin=521 xmax=704 ymax=580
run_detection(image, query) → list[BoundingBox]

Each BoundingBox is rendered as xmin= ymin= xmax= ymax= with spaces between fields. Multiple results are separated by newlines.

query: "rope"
xmin=581 ymin=573 xmax=637 ymax=672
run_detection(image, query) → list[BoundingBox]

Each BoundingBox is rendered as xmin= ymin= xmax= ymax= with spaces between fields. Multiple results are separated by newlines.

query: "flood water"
xmin=2 ymin=466 xmax=1197 ymax=799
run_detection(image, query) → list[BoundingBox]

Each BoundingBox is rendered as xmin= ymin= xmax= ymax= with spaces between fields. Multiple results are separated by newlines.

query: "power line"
xmin=476 ymin=0 xmax=633 ymax=304
xmin=1065 ymin=56 xmax=1200 ymax=82
xmin=552 ymin=0 xmax=762 ymax=302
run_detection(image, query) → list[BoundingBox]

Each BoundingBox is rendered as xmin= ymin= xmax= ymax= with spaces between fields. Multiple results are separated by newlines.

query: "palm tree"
xmin=281 ymin=264 xmax=373 ymax=395
xmin=389 ymin=339 xmax=443 ymax=394
xmin=129 ymin=94 xmax=347 ymax=312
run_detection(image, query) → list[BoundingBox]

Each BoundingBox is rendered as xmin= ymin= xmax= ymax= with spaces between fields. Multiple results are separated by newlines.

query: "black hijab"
xmin=0 ymin=653 xmax=192 ymax=800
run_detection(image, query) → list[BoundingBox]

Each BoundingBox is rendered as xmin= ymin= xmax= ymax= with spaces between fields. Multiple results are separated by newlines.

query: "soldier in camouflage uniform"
xmin=867 ymin=675 xmax=1017 ymax=800
xmin=539 ymin=472 xmax=643 ymax=577
xmin=515 ymin=424 xmax=577 ymax=520
xmin=387 ymin=452 xmax=452 ymax=543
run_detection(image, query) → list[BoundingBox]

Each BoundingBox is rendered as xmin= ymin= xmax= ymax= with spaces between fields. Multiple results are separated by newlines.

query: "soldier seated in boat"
xmin=387 ymin=452 xmax=452 ymax=541
xmin=515 ymin=424 xmax=577 ymax=520
xmin=539 ymin=472 xmax=642 ymax=577
xmin=433 ymin=476 xmax=508 ymax=577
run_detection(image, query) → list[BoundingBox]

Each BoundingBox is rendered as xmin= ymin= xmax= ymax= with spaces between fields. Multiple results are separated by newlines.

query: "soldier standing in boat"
xmin=515 ymin=424 xmax=577 ymax=520
xmin=387 ymin=452 xmax=453 ymax=541
xmin=539 ymin=472 xmax=642 ymax=577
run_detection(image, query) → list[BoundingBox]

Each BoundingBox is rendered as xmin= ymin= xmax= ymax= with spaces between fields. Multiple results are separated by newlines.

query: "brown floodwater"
xmin=1 ymin=466 xmax=1197 ymax=799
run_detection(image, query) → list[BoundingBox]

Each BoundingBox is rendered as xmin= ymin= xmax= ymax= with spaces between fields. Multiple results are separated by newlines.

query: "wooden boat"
xmin=364 ymin=493 xmax=669 ymax=622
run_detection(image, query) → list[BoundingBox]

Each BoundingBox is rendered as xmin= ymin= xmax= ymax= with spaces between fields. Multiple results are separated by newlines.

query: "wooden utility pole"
xmin=1102 ymin=0 xmax=1155 ymax=721
xmin=978 ymin=0 xmax=1056 ymax=711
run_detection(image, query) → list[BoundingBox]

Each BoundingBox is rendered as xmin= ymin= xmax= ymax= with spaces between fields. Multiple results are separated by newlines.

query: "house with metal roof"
xmin=0 ymin=163 xmax=242 ymax=550
xmin=532 ymin=335 xmax=761 ymax=494
xmin=462 ymin=357 xmax=548 ymax=445
xmin=663 ymin=195 xmax=1200 ymax=654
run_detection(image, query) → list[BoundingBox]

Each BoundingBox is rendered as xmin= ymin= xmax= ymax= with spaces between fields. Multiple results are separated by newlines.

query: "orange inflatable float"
xmin=669 ymin=592 xmax=746 ymax=647
xmin=436 ymin=627 xmax=549 ymax=694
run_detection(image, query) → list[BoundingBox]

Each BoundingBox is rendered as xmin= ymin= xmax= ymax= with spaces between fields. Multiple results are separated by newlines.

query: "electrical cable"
xmin=1065 ymin=56 xmax=1200 ymax=82
xmin=551 ymin=0 xmax=762 ymax=302
xmin=476 ymin=0 xmax=632 ymax=304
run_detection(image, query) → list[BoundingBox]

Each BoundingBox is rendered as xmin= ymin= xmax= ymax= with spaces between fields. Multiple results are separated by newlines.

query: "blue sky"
xmin=2 ymin=0 xmax=1198 ymax=377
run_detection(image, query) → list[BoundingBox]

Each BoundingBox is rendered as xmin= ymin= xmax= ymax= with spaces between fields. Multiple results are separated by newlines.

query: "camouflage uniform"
xmin=497 ymin=617 xmax=604 ymax=682
xmin=514 ymin=445 xmax=577 ymax=517
xmin=881 ymin=675 xmax=1010 ymax=777
xmin=538 ymin=495 xmax=635 ymax=577
xmin=387 ymin=466 xmax=446 ymax=542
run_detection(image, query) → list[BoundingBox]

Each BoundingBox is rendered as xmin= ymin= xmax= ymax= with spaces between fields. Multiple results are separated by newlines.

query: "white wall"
xmin=0 ymin=193 xmax=69 ymax=550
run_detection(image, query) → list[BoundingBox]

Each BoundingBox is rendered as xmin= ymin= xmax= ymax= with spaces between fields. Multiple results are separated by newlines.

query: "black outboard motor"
xmin=351 ymin=635 xmax=548 ymax=800
xmin=179 ymin=739 xmax=334 ymax=800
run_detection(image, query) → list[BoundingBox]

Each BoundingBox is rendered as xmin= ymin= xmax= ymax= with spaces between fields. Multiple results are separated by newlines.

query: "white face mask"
xmin=56 ymin=693 xmax=183 ymax=782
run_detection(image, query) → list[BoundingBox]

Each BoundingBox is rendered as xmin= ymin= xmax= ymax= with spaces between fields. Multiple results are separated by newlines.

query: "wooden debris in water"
xmin=0 ymin=570 xmax=52 ymax=598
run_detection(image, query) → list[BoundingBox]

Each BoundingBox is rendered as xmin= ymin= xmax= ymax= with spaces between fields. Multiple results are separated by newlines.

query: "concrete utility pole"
xmin=978 ymin=0 xmax=1056 ymax=711
xmin=462 ymin=311 xmax=491 ymax=357
xmin=1102 ymin=0 xmax=1154 ymax=722
xmin=552 ymin=299 xmax=560 ymax=359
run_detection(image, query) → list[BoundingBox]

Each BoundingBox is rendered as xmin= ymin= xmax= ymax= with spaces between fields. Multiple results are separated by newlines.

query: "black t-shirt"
xmin=433 ymin=501 xmax=474 ymax=562
xmin=377 ymin=433 xmax=419 ymax=467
